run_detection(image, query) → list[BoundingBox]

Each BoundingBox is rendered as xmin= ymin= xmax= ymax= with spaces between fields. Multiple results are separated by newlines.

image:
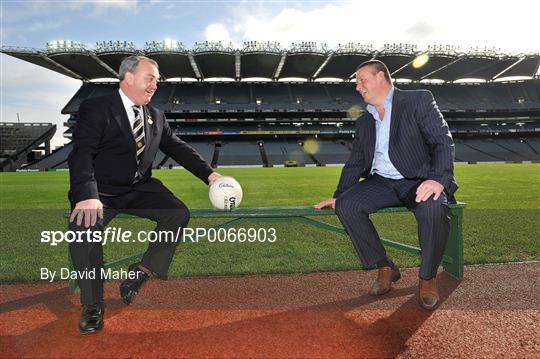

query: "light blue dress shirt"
xmin=366 ymin=87 xmax=404 ymax=180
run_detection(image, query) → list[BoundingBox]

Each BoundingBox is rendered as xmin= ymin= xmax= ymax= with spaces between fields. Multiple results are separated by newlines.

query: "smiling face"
xmin=355 ymin=65 xmax=390 ymax=106
xmin=121 ymin=60 xmax=159 ymax=106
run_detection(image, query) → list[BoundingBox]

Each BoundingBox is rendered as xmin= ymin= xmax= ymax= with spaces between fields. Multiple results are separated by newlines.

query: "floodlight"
xmin=164 ymin=38 xmax=174 ymax=49
xmin=412 ymin=53 xmax=429 ymax=69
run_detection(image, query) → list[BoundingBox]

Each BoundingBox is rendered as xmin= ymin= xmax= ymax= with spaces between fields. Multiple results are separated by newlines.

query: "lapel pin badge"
xmin=147 ymin=115 xmax=153 ymax=125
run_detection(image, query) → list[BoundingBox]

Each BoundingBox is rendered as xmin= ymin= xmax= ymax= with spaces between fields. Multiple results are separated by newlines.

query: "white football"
xmin=209 ymin=176 xmax=243 ymax=211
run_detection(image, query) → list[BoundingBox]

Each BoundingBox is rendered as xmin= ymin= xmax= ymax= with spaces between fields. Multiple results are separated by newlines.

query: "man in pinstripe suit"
xmin=315 ymin=60 xmax=457 ymax=310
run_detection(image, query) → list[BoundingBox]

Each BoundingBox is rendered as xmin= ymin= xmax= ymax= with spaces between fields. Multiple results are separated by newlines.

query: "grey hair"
xmin=118 ymin=55 xmax=159 ymax=81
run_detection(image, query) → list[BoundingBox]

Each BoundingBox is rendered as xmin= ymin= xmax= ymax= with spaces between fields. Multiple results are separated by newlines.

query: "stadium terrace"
xmin=1 ymin=41 xmax=539 ymax=81
xmin=1 ymin=41 xmax=539 ymax=171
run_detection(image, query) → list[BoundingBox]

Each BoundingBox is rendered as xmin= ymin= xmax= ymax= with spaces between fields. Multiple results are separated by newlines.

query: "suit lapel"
xmin=111 ymin=93 xmax=136 ymax=152
xmin=139 ymin=105 xmax=158 ymax=170
xmin=363 ymin=112 xmax=376 ymax=164
xmin=143 ymin=106 xmax=159 ymax=150
xmin=389 ymin=88 xmax=404 ymax=144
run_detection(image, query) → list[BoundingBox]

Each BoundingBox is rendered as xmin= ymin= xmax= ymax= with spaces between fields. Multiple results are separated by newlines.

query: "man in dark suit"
xmin=315 ymin=60 xmax=457 ymax=310
xmin=68 ymin=55 xmax=221 ymax=334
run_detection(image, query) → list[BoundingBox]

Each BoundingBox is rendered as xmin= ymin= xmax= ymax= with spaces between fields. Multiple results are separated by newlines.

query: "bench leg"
xmin=442 ymin=206 xmax=464 ymax=279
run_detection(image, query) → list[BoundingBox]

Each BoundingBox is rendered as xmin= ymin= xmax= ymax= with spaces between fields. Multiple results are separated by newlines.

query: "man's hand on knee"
xmin=416 ymin=180 xmax=444 ymax=202
xmin=314 ymin=198 xmax=336 ymax=210
xmin=70 ymin=199 xmax=103 ymax=228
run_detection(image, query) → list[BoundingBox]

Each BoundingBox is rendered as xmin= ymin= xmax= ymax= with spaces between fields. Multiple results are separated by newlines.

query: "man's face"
xmin=124 ymin=60 xmax=159 ymax=105
xmin=355 ymin=66 xmax=385 ymax=105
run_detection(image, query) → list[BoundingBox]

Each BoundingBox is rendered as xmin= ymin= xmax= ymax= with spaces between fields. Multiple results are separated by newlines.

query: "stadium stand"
xmin=453 ymin=138 xmax=540 ymax=163
xmin=524 ymin=137 xmax=540 ymax=154
xmin=491 ymin=138 xmax=539 ymax=161
xmin=310 ymin=140 xmax=351 ymax=165
xmin=218 ymin=141 xmax=262 ymax=166
xmin=24 ymin=142 xmax=72 ymax=170
xmin=1 ymin=42 xmax=539 ymax=170
xmin=263 ymin=140 xmax=317 ymax=166
xmin=252 ymin=83 xmax=293 ymax=106
xmin=0 ymin=122 xmax=55 ymax=171
xmin=157 ymin=141 xmax=215 ymax=168
xmin=58 ymin=81 xmax=540 ymax=114
xmin=188 ymin=141 xmax=215 ymax=164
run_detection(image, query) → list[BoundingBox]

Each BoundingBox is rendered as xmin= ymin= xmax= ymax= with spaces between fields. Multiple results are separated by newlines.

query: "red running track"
xmin=1 ymin=262 xmax=539 ymax=358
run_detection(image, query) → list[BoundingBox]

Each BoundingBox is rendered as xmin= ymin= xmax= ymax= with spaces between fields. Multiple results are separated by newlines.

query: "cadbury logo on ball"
xmin=209 ymin=176 xmax=242 ymax=211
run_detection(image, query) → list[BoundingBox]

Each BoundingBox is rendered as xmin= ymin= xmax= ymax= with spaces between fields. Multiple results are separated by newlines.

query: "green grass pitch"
xmin=0 ymin=163 xmax=538 ymax=282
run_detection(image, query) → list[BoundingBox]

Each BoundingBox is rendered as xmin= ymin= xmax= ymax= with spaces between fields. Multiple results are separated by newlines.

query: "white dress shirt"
xmin=118 ymin=88 xmax=138 ymax=129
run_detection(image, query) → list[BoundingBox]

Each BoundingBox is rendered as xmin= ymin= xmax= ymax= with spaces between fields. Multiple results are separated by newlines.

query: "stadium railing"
xmin=65 ymin=203 xmax=465 ymax=292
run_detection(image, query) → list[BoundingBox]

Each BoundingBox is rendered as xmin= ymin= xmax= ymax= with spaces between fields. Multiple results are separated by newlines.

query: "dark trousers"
xmin=335 ymin=174 xmax=450 ymax=279
xmin=68 ymin=190 xmax=190 ymax=305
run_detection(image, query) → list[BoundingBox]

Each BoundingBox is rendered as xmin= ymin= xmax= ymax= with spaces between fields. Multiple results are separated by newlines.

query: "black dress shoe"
xmin=120 ymin=262 xmax=149 ymax=305
xmin=79 ymin=303 xmax=104 ymax=334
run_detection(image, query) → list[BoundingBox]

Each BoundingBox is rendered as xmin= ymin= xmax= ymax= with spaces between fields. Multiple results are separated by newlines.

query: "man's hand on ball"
xmin=208 ymin=172 xmax=222 ymax=187
xmin=70 ymin=199 xmax=103 ymax=228
xmin=415 ymin=180 xmax=444 ymax=202
xmin=314 ymin=198 xmax=336 ymax=210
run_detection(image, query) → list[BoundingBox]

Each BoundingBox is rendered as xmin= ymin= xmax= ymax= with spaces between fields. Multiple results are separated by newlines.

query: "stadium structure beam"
xmin=391 ymin=58 xmax=416 ymax=77
xmin=491 ymin=57 xmax=524 ymax=80
xmin=39 ymin=53 xmax=85 ymax=80
xmin=420 ymin=57 xmax=462 ymax=80
xmin=188 ymin=52 xmax=203 ymax=80
xmin=6 ymin=42 xmax=538 ymax=82
xmin=88 ymin=52 xmax=119 ymax=78
xmin=493 ymin=56 xmax=540 ymax=80
xmin=312 ymin=52 xmax=333 ymax=80
xmin=273 ymin=52 xmax=287 ymax=79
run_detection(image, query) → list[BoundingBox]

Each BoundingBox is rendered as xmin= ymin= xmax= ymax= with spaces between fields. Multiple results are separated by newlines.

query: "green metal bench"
xmin=67 ymin=203 xmax=465 ymax=292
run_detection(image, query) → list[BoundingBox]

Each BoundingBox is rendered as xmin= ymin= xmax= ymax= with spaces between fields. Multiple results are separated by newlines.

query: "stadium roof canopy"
xmin=2 ymin=41 xmax=539 ymax=82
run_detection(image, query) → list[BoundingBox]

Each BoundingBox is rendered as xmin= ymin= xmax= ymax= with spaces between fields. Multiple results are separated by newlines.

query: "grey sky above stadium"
xmin=1 ymin=0 xmax=539 ymax=146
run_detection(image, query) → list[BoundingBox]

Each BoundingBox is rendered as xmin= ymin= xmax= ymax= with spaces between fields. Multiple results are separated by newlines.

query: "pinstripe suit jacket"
xmin=334 ymin=88 xmax=458 ymax=198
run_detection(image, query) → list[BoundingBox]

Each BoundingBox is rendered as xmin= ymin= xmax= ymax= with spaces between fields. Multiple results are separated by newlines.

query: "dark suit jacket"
xmin=68 ymin=92 xmax=213 ymax=204
xmin=334 ymin=88 xmax=458 ymax=198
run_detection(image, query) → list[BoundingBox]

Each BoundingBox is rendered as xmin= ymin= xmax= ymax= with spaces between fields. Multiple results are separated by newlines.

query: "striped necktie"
xmin=132 ymin=106 xmax=145 ymax=164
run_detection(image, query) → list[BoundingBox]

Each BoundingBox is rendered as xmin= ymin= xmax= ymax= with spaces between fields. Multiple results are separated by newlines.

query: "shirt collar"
xmin=118 ymin=88 xmax=136 ymax=111
xmin=366 ymin=86 xmax=395 ymax=118
xmin=384 ymin=86 xmax=395 ymax=105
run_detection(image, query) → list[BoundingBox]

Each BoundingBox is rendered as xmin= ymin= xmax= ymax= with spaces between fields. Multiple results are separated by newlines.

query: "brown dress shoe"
xmin=369 ymin=266 xmax=401 ymax=296
xmin=418 ymin=277 xmax=440 ymax=310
